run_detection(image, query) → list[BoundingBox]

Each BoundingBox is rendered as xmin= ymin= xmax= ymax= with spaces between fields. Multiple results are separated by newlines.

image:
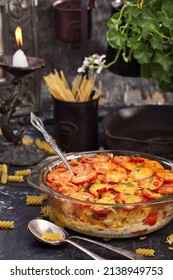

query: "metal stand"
xmin=0 ymin=55 xmax=46 ymax=166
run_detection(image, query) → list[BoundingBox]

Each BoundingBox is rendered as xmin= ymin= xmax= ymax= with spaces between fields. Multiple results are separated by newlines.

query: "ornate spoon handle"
xmin=30 ymin=112 xmax=74 ymax=175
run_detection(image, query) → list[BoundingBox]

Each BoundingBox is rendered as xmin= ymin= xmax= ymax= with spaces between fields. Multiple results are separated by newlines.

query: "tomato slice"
xmin=81 ymin=154 xmax=109 ymax=164
xmin=56 ymin=183 xmax=79 ymax=196
xmin=157 ymin=183 xmax=173 ymax=195
xmin=128 ymin=157 xmax=145 ymax=163
xmin=142 ymin=188 xmax=162 ymax=200
xmin=156 ymin=169 xmax=173 ymax=183
xmin=144 ymin=159 xmax=164 ymax=171
xmin=47 ymin=169 xmax=72 ymax=184
xmin=140 ymin=176 xmax=164 ymax=190
xmin=72 ymin=163 xmax=97 ymax=185
xmin=112 ymin=156 xmax=130 ymax=165
xmin=69 ymin=192 xmax=95 ymax=202
xmin=116 ymin=193 xmax=142 ymax=210
xmin=143 ymin=212 xmax=158 ymax=226
xmin=130 ymin=167 xmax=153 ymax=181
xmin=70 ymin=160 xmax=85 ymax=175
xmin=89 ymin=183 xmax=113 ymax=197
xmin=120 ymin=161 xmax=137 ymax=171
xmin=94 ymin=161 xmax=117 ymax=174
xmin=113 ymin=183 xmax=136 ymax=195
xmin=105 ymin=167 xmax=127 ymax=183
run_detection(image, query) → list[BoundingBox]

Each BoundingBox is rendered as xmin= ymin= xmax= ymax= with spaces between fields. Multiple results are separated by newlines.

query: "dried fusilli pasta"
xmin=166 ymin=234 xmax=173 ymax=245
xmin=0 ymin=163 xmax=8 ymax=184
xmin=22 ymin=137 xmax=33 ymax=146
xmin=42 ymin=232 xmax=62 ymax=241
xmin=35 ymin=138 xmax=56 ymax=154
xmin=1 ymin=164 xmax=8 ymax=174
xmin=8 ymin=175 xmax=24 ymax=183
xmin=135 ymin=248 xmax=155 ymax=257
xmin=1 ymin=173 xmax=8 ymax=184
xmin=26 ymin=194 xmax=46 ymax=205
xmin=14 ymin=169 xmax=32 ymax=176
xmin=0 ymin=220 xmax=14 ymax=229
xmin=41 ymin=205 xmax=51 ymax=218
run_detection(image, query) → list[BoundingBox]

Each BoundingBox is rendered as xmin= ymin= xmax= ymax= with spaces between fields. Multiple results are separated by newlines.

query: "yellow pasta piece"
xmin=140 ymin=236 xmax=147 ymax=240
xmin=0 ymin=128 xmax=2 ymax=136
xmin=22 ymin=137 xmax=33 ymax=146
xmin=135 ymin=248 xmax=155 ymax=257
xmin=26 ymin=195 xmax=46 ymax=205
xmin=35 ymin=138 xmax=56 ymax=155
xmin=168 ymin=247 xmax=173 ymax=250
xmin=1 ymin=173 xmax=8 ymax=184
xmin=8 ymin=175 xmax=24 ymax=183
xmin=1 ymin=163 xmax=8 ymax=174
xmin=14 ymin=169 xmax=32 ymax=176
xmin=42 ymin=232 xmax=62 ymax=241
xmin=41 ymin=205 xmax=51 ymax=218
xmin=0 ymin=163 xmax=8 ymax=184
xmin=60 ymin=69 xmax=70 ymax=89
xmin=8 ymin=206 xmax=14 ymax=210
xmin=42 ymin=194 xmax=48 ymax=201
xmin=166 ymin=234 xmax=173 ymax=245
xmin=0 ymin=220 xmax=14 ymax=229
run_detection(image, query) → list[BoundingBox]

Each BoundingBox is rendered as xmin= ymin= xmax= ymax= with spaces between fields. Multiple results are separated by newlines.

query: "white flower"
xmin=83 ymin=57 xmax=90 ymax=66
xmin=77 ymin=66 xmax=85 ymax=73
xmin=78 ymin=54 xmax=106 ymax=74
xmin=97 ymin=66 xmax=103 ymax=74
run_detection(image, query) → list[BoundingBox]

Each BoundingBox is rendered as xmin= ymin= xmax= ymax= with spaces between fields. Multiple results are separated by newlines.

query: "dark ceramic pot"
xmin=106 ymin=1 xmax=141 ymax=77
xmin=52 ymin=0 xmax=92 ymax=42
xmin=53 ymin=97 xmax=99 ymax=152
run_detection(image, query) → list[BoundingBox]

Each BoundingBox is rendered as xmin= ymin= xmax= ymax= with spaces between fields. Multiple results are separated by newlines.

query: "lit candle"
xmin=12 ymin=26 xmax=28 ymax=68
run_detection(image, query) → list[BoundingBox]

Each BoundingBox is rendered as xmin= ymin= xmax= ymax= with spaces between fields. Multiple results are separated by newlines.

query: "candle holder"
xmin=0 ymin=55 xmax=47 ymax=166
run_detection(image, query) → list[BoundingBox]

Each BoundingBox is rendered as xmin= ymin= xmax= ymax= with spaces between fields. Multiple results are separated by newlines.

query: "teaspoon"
xmin=27 ymin=219 xmax=104 ymax=260
xmin=27 ymin=219 xmax=144 ymax=260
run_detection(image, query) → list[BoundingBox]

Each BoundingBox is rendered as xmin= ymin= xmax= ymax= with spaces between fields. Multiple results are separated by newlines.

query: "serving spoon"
xmin=27 ymin=219 xmax=145 ymax=260
xmin=30 ymin=112 xmax=74 ymax=175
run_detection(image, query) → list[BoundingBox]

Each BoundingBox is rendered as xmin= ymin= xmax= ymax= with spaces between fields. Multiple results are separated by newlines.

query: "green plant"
xmin=79 ymin=0 xmax=173 ymax=92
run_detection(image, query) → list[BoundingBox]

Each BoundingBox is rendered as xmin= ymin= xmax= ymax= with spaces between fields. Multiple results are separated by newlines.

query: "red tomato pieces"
xmin=128 ymin=157 xmax=145 ymax=163
xmin=140 ymin=176 xmax=164 ymax=190
xmin=142 ymin=188 xmax=162 ymax=200
xmin=157 ymin=183 xmax=173 ymax=195
xmin=89 ymin=183 xmax=113 ymax=197
xmin=81 ymin=154 xmax=109 ymax=164
xmin=143 ymin=212 xmax=158 ymax=226
xmin=94 ymin=162 xmax=117 ymax=174
xmin=156 ymin=169 xmax=173 ymax=183
xmin=46 ymin=153 xmax=173 ymax=212
xmin=47 ymin=169 xmax=73 ymax=185
xmin=105 ymin=167 xmax=127 ymax=183
xmin=72 ymin=163 xmax=97 ymax=185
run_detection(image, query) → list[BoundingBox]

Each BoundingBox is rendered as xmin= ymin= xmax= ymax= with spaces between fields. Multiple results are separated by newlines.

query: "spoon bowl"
xmin=27 ymin=219 xmax=145 ymax=260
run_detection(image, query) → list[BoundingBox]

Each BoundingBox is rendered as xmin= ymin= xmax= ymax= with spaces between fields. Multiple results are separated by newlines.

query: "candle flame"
xmin=15 ymin=26 xmax=23 ymax=48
